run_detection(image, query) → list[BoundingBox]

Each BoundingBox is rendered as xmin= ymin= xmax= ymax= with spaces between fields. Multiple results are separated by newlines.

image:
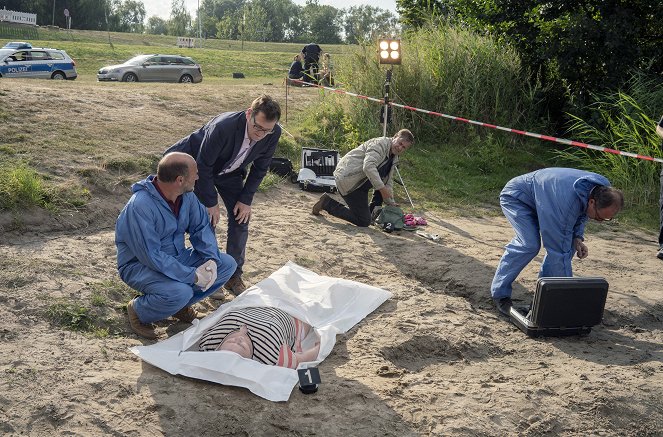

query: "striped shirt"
xmin=199 ymin=307 xmax=306 ymax=368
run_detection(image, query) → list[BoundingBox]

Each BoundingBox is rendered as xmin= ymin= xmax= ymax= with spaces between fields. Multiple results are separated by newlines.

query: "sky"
xmin=142 ymin=0 xmax=398 ymax=20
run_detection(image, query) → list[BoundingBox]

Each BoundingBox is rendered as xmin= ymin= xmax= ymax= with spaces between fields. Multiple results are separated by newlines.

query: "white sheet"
xmin=130 ymin=261 xmax=392 ymax=402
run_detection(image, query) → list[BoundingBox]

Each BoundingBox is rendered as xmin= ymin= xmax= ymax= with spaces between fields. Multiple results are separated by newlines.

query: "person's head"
xmin=294 ymin=53 xmax=302 ymax=62
xmin=157 ymin=152 xmax=198 ymax=193
xmin=587 ymin=185 xmax=624 ymax=222
xmin=390 ymin=129 xmax=414 ymax=156
xmin=216 ymin=324 xmax=254 ymax=359
xmin=245 ymin=94 xmax=281 ymax=142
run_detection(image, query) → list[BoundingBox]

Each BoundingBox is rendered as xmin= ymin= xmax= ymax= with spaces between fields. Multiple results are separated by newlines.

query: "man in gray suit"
xmin=166 ymin=94 xmax=281 ymax=295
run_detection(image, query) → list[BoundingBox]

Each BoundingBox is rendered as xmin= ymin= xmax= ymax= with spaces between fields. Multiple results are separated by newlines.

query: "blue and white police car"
xmin=0 ymin=47 xmax=78 ymax=80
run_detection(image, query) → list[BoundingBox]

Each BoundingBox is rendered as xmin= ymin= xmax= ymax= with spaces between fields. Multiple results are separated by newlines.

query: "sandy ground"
xmin=1 ymin=179 xmax=662 ymax=436
xmin=1 ymin=78 xmax=662 ymax=436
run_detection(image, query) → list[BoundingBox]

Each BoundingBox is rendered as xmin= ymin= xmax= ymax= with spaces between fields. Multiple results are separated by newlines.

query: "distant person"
xmin=199 ymin=306 xmax=321 ymax=368
xmin=165 ymin=95 xmax=282 ymax=296
xmin=656 ymin=116 xmax=663 ymax=260
xmin=288 ymin=53 xmax=304 ymax=81
xmin=115 ymin=152 xmax=237 ymax=339
xmin=311 ymin=129 xmax=414 ymax=227
xmin=301 ymin=43 xmax=322 ymax=83
xmin=319 ymin=53 xmax=334 ymax=86
xmin=491 ymin=167 xmax=624 ymax=316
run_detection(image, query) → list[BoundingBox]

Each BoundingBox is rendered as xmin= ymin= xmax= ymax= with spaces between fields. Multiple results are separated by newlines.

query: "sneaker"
xmin=127 ymin=298 xmax=157 ymax=339
xmin=173 ymin=306 xmax=201 ymax=323
xmin=657 ymin=248 xmax=663 ymax=260
xmin=493 ymin=297 xmax=513 ymax=317
xmin=312 ymin=193 xmax=331 ymax=215
xmin=224 ymin=275 xmax=247 ymax=296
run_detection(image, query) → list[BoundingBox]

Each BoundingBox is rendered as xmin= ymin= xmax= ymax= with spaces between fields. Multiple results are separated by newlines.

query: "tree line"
xmin=396 ymin=0 xmax=662 ymax=121
xmin=2 ymin=0 xmax=398 ymax=44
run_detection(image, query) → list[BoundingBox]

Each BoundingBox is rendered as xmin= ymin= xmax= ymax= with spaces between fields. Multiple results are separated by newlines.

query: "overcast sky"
xmin=142 ymin=0 xmax=398 ymax=19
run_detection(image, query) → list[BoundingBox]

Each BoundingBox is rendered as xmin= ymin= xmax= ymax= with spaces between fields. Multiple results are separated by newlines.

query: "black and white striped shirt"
xmin=199 ymin=307 xmax=298 ymax=366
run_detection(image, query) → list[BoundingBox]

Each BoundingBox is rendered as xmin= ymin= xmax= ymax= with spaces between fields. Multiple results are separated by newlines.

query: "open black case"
xmin=509 ymin=277 xmax=608 ymax=337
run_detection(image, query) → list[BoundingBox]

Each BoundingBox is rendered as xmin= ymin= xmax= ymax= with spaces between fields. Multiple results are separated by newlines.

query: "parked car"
xmin=2 ymin=41 xmax=32 ymax=49
xmin=97 ymin=54 xmax=203 ymax=83
xmin=0 ymin=47 xmax=77 ymax=80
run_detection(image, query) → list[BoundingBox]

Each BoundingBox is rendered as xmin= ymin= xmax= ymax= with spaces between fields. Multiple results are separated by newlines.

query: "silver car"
xmin=97 ymin=54 xmax=203 ymax=83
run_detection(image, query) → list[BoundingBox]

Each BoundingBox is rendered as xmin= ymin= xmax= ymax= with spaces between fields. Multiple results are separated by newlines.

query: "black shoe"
xmin=494 ymin=297 xmax=513 ymax=317
xmin=312 ymin=194 xmax=330 ymax=215
xmin=657 ymin=248 xmax=663 ymax=260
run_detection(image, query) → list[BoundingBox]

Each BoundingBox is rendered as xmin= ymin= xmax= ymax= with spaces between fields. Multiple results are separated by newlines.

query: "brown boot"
xmin=224 ymin=275 xmax=247 ymax=296
xmin=312 ymin=193 xmax=331 ymax=215
xmin=173 ymin=306 xmax=202 ymax=323
xmin=127 ymin=298 xmax=157 ymax=339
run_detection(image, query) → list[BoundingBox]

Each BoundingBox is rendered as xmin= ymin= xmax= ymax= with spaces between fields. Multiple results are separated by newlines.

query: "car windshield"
xmin=124 ymin=55 xmax=153 ymax=66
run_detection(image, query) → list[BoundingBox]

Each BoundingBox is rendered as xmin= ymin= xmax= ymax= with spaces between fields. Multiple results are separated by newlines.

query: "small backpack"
xmin=375 ymin=205 xmax=405 ymax=231
xmin=269 ymin=157 xmax=294 ymax=178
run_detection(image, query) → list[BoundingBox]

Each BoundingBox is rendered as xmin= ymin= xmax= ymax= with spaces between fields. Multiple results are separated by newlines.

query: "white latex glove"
xmin=195 ymin=260 xmax=217 ymax=291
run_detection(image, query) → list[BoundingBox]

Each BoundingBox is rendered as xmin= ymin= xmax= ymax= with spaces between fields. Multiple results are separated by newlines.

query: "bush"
xmin=556 ymin=72 xmax=663 ymax=210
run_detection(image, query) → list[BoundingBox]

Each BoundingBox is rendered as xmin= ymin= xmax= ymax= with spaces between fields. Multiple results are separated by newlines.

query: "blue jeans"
xmin=490 ymin=194 xmax=574 ymax=299
xmin=125 ymin=249 xmax=236 ymax=323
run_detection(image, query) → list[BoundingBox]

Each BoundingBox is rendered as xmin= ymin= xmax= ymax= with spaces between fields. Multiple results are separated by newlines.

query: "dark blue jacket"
xmin=165 ymin=111 xmax=281 ymax=207
xmin=288 ymin=61 xmax=304 ymax=78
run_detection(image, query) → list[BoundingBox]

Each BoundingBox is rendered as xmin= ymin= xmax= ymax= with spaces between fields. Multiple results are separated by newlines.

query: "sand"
xmin=1 ymin=180 xmax=662 ymax=436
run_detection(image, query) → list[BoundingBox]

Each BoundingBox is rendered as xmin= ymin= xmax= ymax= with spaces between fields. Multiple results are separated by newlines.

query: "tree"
xmin=146 ymin=16 xmax=168 ymax=35
xmin=300 ymin=0 xmax=342 ymax=44
xmin=398 ymin=0 xmax=663 ymax=109
xmin=169 ymin=0 xmax=192 ymax=36
xmin=342 ymin=5 xmax=399 ymax=44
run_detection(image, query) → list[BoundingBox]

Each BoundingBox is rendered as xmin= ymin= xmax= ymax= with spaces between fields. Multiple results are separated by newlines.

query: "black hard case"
xmin=509 ymin=277 xmax=609 ymax=338
xmin=299 ymin=148 xmax=339 ymax=193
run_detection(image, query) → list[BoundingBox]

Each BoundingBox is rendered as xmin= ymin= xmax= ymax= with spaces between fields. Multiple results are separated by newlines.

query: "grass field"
xmin=0 ymin=26 xmax=658 ymax=232
xmin=1 ymin=24 xmax=355 ymax=79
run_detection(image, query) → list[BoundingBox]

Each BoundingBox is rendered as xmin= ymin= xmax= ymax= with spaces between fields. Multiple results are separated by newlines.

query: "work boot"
xmin=224 ymin=275 xmax=247 ymax=296
xmin=312 ymin=193 xmax=331 ymax=215
xmin=173 ymin=306 xmax=201 ymax=323
xmin=127 ymin=298 xmax=157 ymax=339
xmin=493 ymin=297 xmax=513 ymax=317
xmin=657 ymin=247 xmax=663 ymax=260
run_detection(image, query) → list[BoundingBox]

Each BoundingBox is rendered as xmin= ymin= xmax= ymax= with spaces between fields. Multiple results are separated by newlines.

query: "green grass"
xmin=1 ymin=26 xmax=357 ymax=79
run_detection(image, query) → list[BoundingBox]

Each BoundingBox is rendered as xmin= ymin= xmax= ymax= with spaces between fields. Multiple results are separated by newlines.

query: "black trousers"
xmin=325 ymin=180 xmax=383 ymax=227
xmin=214 ymin=172 xmax=249 ymax=277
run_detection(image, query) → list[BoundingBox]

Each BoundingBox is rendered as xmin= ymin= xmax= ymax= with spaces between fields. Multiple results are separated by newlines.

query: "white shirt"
xmin=219 ymin=123 xmax=256 ymax=175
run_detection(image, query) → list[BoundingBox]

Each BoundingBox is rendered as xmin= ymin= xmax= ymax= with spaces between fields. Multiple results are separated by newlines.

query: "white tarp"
xmin=130 ymin=261 xmax=391 ymax=402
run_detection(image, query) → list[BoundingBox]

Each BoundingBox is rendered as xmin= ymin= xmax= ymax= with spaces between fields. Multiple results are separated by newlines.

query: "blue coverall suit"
xmin=115 ymin=176 xmax=236 ymax=323
xmin=490 ymin=168 xmax=610 ymax=300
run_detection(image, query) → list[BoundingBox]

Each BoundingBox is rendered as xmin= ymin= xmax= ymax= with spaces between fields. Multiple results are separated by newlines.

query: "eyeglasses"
xmin=593 ymin=202 xmax=613 ymax=222
xmin=251 ymin=114 xmax=274 ymax=135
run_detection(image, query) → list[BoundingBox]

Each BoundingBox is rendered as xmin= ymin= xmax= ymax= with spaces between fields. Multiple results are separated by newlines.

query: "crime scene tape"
xmin=288 ymin=79 xmax=663 ymax=164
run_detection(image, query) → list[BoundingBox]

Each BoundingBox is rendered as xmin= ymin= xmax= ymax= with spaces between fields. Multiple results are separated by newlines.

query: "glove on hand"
xmin=195 ymin=260 xmax=217 ymax=291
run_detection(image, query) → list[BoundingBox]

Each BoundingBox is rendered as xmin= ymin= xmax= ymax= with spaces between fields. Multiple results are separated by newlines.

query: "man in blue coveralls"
xmin=491 ymin=167 xmax=624 ymax=316
xmin=115 ymin=152 xmax=236 ymax=339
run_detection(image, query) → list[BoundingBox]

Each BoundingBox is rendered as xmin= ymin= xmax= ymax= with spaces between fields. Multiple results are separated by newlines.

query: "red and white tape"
xmin=288 ymin=79 xmax=663 ymax=164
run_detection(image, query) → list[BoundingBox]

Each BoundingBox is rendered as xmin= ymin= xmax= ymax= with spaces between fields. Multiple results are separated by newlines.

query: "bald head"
xmin=157 ymin=152 xmax=195 ymax=183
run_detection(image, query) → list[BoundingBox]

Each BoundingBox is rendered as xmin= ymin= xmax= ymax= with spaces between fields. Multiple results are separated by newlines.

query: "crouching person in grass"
xmin=115 ymin=152 xmax=236 ymax=339
xmin=311 ymin=129 xmax=414 ymax=226
xmin=490 ymin=167 xmax=624 ymax=317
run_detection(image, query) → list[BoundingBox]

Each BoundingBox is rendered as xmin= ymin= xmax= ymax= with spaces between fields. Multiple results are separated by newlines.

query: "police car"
xmin=0 ymin=47 xmax=78 ymax=80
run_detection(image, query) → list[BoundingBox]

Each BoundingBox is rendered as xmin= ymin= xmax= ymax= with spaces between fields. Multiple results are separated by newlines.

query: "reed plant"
xmin=332 ymin=20 xmax=547 ymax=145
xmin=556 ymin=73 xmax=663 ymax=220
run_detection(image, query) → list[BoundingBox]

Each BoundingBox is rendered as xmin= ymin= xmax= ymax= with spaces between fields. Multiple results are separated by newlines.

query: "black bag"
xmin=269 ymin=157 xmax=294 ymax=178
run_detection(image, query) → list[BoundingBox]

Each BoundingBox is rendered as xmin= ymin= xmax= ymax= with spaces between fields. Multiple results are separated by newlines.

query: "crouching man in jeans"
xmin=311 ymin=129 xmax=414 ymax=226
xmin=115 ymin=152 xmax=236 ymax=339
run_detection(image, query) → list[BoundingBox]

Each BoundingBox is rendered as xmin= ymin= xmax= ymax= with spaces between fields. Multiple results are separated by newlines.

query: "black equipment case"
xmin=298 ymin=147 xmax=339 ymax=193
xmin=509 ymin=277 xmax=609 ymax=338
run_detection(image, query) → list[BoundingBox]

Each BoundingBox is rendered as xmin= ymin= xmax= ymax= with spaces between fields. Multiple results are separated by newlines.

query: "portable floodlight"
xmin=378 ymin=39 xmax=401 ymax=65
